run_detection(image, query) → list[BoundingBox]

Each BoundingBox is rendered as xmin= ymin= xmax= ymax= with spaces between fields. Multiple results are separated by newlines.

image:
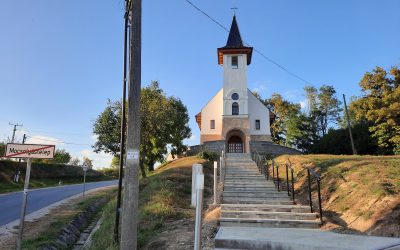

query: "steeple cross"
xmin=231 ymin=7 xmax=238 ymax=15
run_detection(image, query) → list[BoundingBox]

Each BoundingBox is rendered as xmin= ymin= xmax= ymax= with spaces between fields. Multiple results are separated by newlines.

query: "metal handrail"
xmin=304 ymin=165 xmax=323 ymax=224
xmin=285 ymin=163 xmax=295 ymax=204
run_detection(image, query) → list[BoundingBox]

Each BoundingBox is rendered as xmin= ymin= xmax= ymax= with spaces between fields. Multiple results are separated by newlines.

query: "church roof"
xmin=218 ymin=15 xmax=253 ymax=65
xmin=224 ymin=15 xmax=244 ymax=48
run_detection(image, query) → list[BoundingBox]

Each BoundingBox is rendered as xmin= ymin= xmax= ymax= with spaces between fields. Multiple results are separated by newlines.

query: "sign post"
xmin=3 ymin=143 xmax=55 ymax=250
xmin=82 ymin=162 xmax=89 ymax=198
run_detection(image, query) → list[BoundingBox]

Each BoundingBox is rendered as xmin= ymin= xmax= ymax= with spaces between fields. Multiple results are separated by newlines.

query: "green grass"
xmin=274 ymin=154 xmax=400 ymax=229
xmin=89 ymin=156 xmax=210 ymax=249
xmin=21 ymin=188 xmax=117 ymax=249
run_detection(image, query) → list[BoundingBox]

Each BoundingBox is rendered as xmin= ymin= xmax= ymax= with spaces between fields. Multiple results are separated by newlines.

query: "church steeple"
xmin=218 ymin=15 xmax=253 ymax=65
xmin=225 ymin=15 xmax=244 ymax=48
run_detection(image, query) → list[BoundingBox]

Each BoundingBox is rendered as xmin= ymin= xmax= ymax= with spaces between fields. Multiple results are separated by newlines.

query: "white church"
xmin=195 ymin=15 xmax=284 ymax=154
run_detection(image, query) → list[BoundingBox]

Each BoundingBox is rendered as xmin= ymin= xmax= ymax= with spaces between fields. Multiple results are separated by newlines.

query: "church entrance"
xmin=226 ymin=129 xmax=246 ymax=153
xmin=228 ymin=136 xmax=243 ymax=153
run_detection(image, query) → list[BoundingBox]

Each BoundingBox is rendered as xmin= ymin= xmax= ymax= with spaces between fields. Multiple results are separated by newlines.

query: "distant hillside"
xmin=0 ymin=160 xmax=113 ymax=193
xmin=274 ymin=154 xmax=400 ymax=237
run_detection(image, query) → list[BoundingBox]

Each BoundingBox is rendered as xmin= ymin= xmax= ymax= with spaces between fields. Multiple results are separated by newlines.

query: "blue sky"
xmin=0 ymin=0 xmax=399 ymax=168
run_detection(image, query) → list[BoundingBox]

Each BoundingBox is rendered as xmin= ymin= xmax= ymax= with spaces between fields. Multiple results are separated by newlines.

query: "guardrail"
xmin=252 ymin=151 xmax=323 ymax=224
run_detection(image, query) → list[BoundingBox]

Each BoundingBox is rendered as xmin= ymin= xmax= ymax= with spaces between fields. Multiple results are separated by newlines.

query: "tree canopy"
xmin=92 ymin=81 xmax=191 ymax=176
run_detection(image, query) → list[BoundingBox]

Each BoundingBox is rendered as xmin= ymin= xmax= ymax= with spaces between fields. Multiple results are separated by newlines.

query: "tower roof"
xmin=224 ymin=15 xmax=245 ymax=48
xmin=218 ymin=15 xmax=253 ymax=65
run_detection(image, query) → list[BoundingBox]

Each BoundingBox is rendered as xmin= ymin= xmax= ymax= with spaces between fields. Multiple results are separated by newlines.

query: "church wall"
xmin=200 ymin=88 xmax=223 ymax=140
xmin=248 ymin=90 xmax=271 ymax=136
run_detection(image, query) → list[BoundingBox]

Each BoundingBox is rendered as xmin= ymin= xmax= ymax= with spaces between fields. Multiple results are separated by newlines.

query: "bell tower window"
xmin=232 ymin=102 xmax=239 ymax=115
xmin=231 ymin=56 xmax=238 ymax=69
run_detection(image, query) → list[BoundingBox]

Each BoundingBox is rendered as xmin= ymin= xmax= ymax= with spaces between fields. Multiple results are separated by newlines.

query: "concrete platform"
xmin=215 ymin=227 xmax=400 ymax=250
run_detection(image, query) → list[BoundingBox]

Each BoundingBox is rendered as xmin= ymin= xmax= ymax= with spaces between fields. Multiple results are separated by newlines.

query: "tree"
xmin=263 ymin=93 xmax=301 ymax=145
xmin=92 ymin=81 xmax=192 ymax=176
xmin=82 ymin=157 xmax=93 ymax=169
xmin=0 ymin=142 xmax=5 ymax=157
xmin=110 ymin=156 xmax=119 ymax=169
xmin=304 ymin=85 xmax=342 ymax=137
xmin=52 ymin=149 xmax=71 ymax=164
xmin=286 ymin=113 xmax=319 ymax=152
xmin=351 ymin=66 xmax=400 ymax=154
xmin=69 ymin=157 xmax=80 ymax=166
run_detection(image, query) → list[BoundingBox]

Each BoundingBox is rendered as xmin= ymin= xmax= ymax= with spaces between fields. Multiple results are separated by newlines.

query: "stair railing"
xmin=305 ymin=165 xmax=323 ymax=224
xmin=285 ymin=162 xmax=295 ymax=204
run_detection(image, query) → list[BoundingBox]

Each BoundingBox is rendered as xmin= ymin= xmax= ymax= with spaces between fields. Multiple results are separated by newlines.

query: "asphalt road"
xmin=0 ymin=180 xmax=117 ymax=226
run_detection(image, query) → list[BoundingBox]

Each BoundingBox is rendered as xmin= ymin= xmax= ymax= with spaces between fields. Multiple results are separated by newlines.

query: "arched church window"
xmin=231 ymin=93 xmax=239 ymax=100
xmin=232 ymin=102 xmax=239 ymax=115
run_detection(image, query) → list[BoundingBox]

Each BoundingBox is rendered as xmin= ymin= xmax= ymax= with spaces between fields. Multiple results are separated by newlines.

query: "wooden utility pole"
xmin=121 ymin=0 xmax=141 ymax=249
xmin=114 ymin=0 xmax=130 ymax=242
xmin=343 ymin=94 xmax=357 ymax=155
xmin=9 ymin=122 xmax=23 ymax=143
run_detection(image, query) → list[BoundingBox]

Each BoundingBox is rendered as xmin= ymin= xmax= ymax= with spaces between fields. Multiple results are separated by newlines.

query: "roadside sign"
xmin=4 ymin=143 xmax=56 ymax=250
xmin=4 ymin=143 xmax=55 ymax=159
xmin=82 ymin=162 xmax=89 ymax=172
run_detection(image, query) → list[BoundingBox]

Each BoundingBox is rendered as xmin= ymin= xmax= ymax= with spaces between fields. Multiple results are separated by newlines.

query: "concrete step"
xmin=215 ymin=227 xmax=400 ymax=250
xmin=222 ymin=193 xmax=289 ymax=198
xmin=222 ymin=188 xmax=279 ymax=192
xmin=221 ymin=204 xmax=310 ymax=213
xmin=224 ymin=184 xmax=276 ymax=188
xmin=222 ymin=198 xmax=293 ymax=205
xmin=221 ymin=210 xmax=317 ymax=220
xmin=220 ymin=218 xmax=321 ymax=229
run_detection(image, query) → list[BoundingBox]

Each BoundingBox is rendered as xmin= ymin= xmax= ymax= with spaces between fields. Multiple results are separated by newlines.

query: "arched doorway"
xmin=226 ymin=129 xmax=246 ymax=153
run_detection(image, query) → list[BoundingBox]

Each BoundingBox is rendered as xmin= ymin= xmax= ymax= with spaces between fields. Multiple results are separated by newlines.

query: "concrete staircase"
xmin=216 ymin=153 xmax=400 ymax=249
xmin=220 ymin=153 xmax=319 ymax=229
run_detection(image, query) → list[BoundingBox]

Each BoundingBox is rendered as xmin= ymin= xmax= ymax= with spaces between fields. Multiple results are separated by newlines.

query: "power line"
xmin=183 ymin=0 xmax=313 ymax=85
xmin=25 ymin=135 xmax=91 ymax=146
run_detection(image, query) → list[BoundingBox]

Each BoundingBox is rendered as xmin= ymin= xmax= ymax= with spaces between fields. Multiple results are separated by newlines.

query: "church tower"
xmin=218 ymin=15 xmax=253 ymax=116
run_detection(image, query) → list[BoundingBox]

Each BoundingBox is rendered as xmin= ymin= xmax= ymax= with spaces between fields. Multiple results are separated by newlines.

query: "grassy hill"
xmin=89 ymin=156 xmax=212 ymax=249
xmin=0 ymin=160 xmax=114 ymax=194
xmin=273 ymin=154 xmax=400 ymax=237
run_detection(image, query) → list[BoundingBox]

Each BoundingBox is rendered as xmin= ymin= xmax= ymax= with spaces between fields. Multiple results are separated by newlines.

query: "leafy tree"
xmin=83 ymin=157 xmax=93 ymax=169
xmin=69 ymin=157 xmax=80 ymax=166
xmin=0 ymin=142 xmax=5 ymax=157
xmin=310 ymin=121 xmax=378 ymax=155
xmin=92 ymin=81 xmax=192 ymax=176
xmin=286 ymin=113 xmax=319 ymax=152
xmin=351 ymin=66 xmax=400 ymax=154
xmin=263 ymin=93 xmax=301 ymax=145
xmin=110 ymin=156 xmax=119 ymax=169
xmin=52 ymin=149 xmax=71 ymax=164
xmin=305 ymin=85 xmax=342 ymax=137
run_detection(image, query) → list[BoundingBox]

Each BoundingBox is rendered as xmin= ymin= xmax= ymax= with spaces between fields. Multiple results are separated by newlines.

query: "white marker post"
xmin=194 ymin=173 xmax=204 ymax=250
xmin=82 ymin=162 xmax=89 ymax=198
xmin=219 ymin=156 xmax=223 ymax=182
xmin=3 ymin=143 xmax=55 ymax=250
xmin=213 ymin=161 xmax=217 ymax=205
xmin=191 ymin=164 xmax=203 ymax=207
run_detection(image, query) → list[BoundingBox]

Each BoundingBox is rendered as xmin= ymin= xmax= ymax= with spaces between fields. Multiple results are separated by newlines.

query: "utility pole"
xmin=343 ymin=94 xmax=357 ymax=155
xmin=9 ymin=122 xmax=23 ymax=143
xmin=121 ymin=0 xmax=141 ymax=249
xmin=114 ymin=0 xmax=130 ymax=242
xmin=14 ymin=134 xmax=26 ymax=183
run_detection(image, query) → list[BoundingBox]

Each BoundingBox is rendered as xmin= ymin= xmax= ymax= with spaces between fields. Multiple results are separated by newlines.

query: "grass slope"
xmin=89 ymin=156 xmax=211 ymax=249
xmin=0 ymin=160 xmax=114 ymax=194
xmin=274 ymin=154 xmax=400 ymax=237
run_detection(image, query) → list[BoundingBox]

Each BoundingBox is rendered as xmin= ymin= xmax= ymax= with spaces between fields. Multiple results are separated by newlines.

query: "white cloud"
xmin=26 ymin=135 xmax=64 ymax=146
xmin=80 ymin=149 xmax=113 ymax=169
xmin=283 ymin=89 xmax=302 ymax=101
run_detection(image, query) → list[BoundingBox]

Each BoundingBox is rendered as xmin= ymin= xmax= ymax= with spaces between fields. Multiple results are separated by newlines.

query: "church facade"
xmin=195 ymin=16 xmax=275 ymax=154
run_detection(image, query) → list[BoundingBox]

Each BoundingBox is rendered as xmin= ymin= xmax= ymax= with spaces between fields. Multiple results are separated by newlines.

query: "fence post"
xmin=291 ymin=169 xmax=295 ymax=204
xmin=286 ymin=164 xmax=290 ymax=196
xmin=317 ymin=178 xmax=323 ymax=224
xmin=266 ymin=161 xmax=269 ymax=180
xmin=219 ymin=156 xmax=223 ymax=182
xmin=276 ymin=164 xmax=280 ymax=191
xmin=191 ymin=164 xmax=203 ymax=207
xmin=194 ymin=173 xmax=204 ymax=250
xmin=213 ymin=161 xmax=217 ymax=205
xmin=307 ymin=169 xmax=313 ymax=213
